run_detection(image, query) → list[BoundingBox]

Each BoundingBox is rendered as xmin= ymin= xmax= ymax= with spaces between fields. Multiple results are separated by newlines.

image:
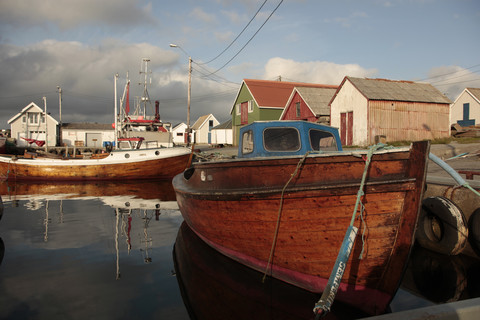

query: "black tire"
xmin=416 ymin=196 xmax=468 ymax=255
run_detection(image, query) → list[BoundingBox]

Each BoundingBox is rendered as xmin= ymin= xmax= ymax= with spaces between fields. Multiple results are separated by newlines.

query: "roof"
xmin=466 ymin=88 xmax=480 ymax=102
xmin=8 ymin=102 xmax=59 ymax=125
xmin=295 ymin=86 xmax=338 ymax=115
xmin=62 ymin=123 xmax=113 ymax=130
xmin=242 ymin=79 xmax=337 ymax=109
xmin=345 ymin=77 xmax=452 ymax=104
xmin=191 ymin=114 xmax=217 ymax=130
xmin=212 ymin=119 xmax=232 ymax=130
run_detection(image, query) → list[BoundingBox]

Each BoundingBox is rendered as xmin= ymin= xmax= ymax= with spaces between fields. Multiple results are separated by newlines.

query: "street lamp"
xmin=170 ymin=43 xmax=192 ymax=145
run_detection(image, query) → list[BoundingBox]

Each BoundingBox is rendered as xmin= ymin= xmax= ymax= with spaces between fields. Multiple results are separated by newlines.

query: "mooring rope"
xmin=262 ymin=151 xmax=311 ymax=282
xmin=313 ymin=143 xmax=385 ymax=318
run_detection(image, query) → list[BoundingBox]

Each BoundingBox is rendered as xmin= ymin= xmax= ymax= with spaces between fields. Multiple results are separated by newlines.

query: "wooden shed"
xmin=280 ymin=86 xmax=337 ymax=124
xmin=330 ymin=77 xmax=452 ymax=146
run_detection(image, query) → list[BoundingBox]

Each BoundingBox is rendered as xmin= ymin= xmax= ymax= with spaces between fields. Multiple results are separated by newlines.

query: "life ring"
xmin=469 ymin=208 xmax=480 ymax=256
xmin=416 ymin=196 xmax=468 ymax=255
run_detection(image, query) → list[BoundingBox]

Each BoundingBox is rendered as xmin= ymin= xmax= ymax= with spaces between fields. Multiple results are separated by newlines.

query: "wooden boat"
xmin=173 ymin=120 xmax=430 ymax=316
xmin=0 ymin=145 xmax=193 ymax=181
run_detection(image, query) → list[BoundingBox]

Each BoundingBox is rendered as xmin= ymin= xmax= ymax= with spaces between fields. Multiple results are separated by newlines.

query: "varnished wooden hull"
xmin=0 ymin=147 xmax=192 ymax=181
xmin=173 ymin=141 xmax=430 ymax=315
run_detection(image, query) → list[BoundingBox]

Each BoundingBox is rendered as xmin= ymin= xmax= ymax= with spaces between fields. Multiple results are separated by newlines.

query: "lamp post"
xmin=169 ymin=43 xmax=192 ymax=145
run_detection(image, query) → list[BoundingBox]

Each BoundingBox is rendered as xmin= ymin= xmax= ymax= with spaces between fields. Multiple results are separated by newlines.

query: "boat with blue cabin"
xmin=173 ymin=120 xmax=430 ymax=316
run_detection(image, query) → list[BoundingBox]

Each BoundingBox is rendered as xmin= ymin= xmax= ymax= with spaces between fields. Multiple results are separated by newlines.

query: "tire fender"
xmin=416 ymin=196 xmax=468 ymax=255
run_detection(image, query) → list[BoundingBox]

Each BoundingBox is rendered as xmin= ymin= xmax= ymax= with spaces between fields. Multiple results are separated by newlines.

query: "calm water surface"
xmin=0 ymin=180 xmax=478 ymax=320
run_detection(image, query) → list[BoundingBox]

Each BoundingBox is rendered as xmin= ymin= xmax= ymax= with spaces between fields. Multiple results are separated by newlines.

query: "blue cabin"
xmin=238 ymin=121 xmax=342 ymax=158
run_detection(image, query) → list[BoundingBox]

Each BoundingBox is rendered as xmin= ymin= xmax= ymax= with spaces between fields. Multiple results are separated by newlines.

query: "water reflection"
xmin=401 ymin=244 xmax=480 ymax=304
xmin=173 ymin=222 xmax=480 ymax=319
xmin=0 ymin=179 xmax=187 ymax=319
xmin=173 ymin=222 xmax=368 ymax=320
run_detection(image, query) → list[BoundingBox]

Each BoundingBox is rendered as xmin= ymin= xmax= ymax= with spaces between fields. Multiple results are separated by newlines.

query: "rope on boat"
xmin=262 ymin=151 xmax=312 ymax=283
xmin=314 ymin=143 xmax=384 ymax=318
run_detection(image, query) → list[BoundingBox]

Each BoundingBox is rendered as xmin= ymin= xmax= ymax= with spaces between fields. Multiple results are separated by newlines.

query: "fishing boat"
xmin=0 ymin=59 xmax=194 ymax=181
xmin=173 ymin=120 xmax=430 ymax=316
xmin=0 ymin=145 xmax=192 ymax=181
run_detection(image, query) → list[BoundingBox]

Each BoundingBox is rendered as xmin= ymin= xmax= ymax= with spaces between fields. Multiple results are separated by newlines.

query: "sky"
xmin=1 ymin=0 xmax=479 ymax=129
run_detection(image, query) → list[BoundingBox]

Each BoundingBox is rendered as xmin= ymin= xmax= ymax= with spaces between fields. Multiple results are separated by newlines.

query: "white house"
xmin=450 ymin=87 xmax=480 ymax=127
xmin=191 ymin=114 xmax=219 ymax=144
xmin=330 ymin=77 xmax=451 ymax=146
xmin=8 ymin=102 xmax=58 ymax=147
xmin=172 ymin=122 xmax=188 ymax=144
xmin=211 ymin=119 xmax=233 ymax=145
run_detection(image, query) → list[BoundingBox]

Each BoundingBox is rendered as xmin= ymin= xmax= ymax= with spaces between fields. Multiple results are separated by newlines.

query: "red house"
xmin=280 ymin=86 xmax=337 ymax=124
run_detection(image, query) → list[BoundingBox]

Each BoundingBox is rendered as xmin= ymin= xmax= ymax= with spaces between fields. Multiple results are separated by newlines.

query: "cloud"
xmin=215 ymin=31 xmax=234 ymax=42
xmin=0 ymin=40 xmax=178 ymax=125
xmin=189 ymin=7 xmax=217 ymax=24
xmin=262 ymin=57 xmax=377 ymax=84
xmin=426 ymin=65 xmax=480 ymax=100
xmin=0 ymin=0 xmax=157 ymax=30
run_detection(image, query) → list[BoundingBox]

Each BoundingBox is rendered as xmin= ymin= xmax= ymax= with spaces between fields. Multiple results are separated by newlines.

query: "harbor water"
xmin=0 ymin=179 xmax=479 ymax=320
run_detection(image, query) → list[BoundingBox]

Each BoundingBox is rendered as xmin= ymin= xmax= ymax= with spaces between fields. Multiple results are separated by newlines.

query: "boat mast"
xmin=139 ymin=58 xmax=151 ymax=117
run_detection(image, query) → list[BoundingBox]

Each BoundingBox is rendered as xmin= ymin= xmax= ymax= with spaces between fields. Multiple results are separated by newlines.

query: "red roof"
xmin=243 ymin=79 xmax=337 ymax=109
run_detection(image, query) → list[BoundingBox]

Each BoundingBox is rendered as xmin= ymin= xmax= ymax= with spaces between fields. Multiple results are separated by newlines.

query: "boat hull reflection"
xmin=173 ymin=222 xmax=368 ymax=320
xmin=0 ymin=179 xmax=177 ymax=208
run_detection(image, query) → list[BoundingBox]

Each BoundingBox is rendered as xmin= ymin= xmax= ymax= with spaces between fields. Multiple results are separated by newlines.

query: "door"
xmin=347 ymin=112 xmax=353 ymax=146
xmin=86 ymin=133 xmax=102 ymax=148
xmin=340 ymin=113 xmax=347 ymax=146
xmin=241 ymin=102 xmax=248 ymax=125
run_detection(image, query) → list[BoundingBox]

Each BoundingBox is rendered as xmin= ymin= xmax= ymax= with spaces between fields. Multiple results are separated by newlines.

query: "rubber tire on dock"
xmin=416 ymin=196 xmax=468 ymax=256
xmin=469 ymin=208 xmax=480 ymax=257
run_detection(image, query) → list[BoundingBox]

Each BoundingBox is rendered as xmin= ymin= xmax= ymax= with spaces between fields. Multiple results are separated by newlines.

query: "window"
xmin=296 ymin=102 xmax=301 ymax=118
xmin=176 ymin=132 xmax=183 ymax=137
xmin=309 ymin=129 xmax=337 ymax=151
xmin=248 ymin=100 xmax=254 ymax=112
xmin=209 ymin=120 xmax=213 ymax=128
xmin=236 ymin=103 xmax=241 ymax=115
xmin=28 ymin=113 xmax=39 ymax=124
xmin=242 ymin=130 xmax=254 ymax=154
xmin=22 ymin=116 xmax=26 ymax=123
xmin=264 ymin=127 xmax=300 ymax=152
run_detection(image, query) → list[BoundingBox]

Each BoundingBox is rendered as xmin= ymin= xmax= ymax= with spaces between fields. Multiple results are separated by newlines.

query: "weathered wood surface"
xmin=0 ymin=148 xmax=193 ymax=181
xmin=173 ymin=141 xmax=430 ymax=315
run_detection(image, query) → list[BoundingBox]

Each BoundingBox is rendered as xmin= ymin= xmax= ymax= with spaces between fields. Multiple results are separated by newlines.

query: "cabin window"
xmin=309 ymin=129 xmax=338 ymax=151
xmin=296 ymin=102 xmax=301 ymax=117
xmin=242 ymin=130 xmax=254 ymax=154
xmin=264 ymin=127 xmax=300 ymax=152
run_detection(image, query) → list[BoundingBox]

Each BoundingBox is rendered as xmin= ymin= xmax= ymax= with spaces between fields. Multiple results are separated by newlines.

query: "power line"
xmin=198 ymin=0 xmax=268 ymax=65
xmin=202 ymin=0 xmax=284 ymax=78
xmin=417 ymin=63 xmax=480 ymax=82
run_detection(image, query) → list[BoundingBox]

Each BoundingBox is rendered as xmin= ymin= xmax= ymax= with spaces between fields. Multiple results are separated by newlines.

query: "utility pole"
xmin=57 ymin=86 xmax=62 ymax=146
xmin=187 ymin=56 xmax=192 ymax=145
xmin=43 ymin=96 xmax=48 ymax=152
xmin=114 ymin=74 xmax=118 ymax=149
